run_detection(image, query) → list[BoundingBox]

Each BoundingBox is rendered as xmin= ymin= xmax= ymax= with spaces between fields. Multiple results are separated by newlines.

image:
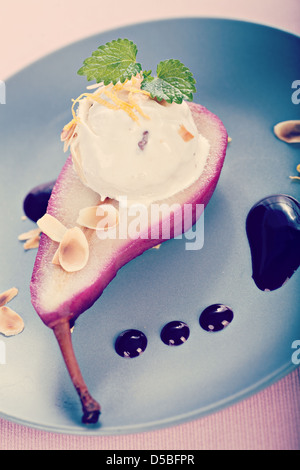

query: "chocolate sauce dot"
xmin=114 ymin=329 xmax=147 ymax=358
xmin=160 ymin=321 xmax=190 ymax=346
xmin=199 ymin=304 xmax=234 ymax=332
xmin=246 ymin=194 xmax=300 ymax=291
xmin=23 ymin=180 xmax=56 ymax=222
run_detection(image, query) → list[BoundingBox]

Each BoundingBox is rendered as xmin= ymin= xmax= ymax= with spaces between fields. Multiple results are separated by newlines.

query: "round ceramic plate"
xmin=0 ymin=18 xmax=299 ymax=435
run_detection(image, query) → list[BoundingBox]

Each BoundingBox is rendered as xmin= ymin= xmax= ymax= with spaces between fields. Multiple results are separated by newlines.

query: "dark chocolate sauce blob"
xmin=160 ymin=321 xmax=190 ymax=346
xmin=115 ymin=329 xmax=147 ymax=358
xmin=23 ymin=180 xmax=56 ymax=222
xmin=199 ymin=304 xmax=234 ymax=332
xmin=246 ymin=195 xmax=300 ymax=291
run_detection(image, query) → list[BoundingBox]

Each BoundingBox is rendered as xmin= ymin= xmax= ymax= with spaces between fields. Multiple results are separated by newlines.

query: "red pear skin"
xmin=30 ymin=102 xmax=228 ymax=424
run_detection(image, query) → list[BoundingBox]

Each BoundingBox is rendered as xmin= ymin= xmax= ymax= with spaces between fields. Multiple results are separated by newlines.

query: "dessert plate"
xmin=0 ymin=18 xmax=299 ymax=435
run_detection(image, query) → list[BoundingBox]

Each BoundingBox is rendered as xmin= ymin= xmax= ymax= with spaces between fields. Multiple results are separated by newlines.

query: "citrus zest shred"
xmin=63 ymin=116 xmax=80 ymax=131
xmin=71 ymin=92 xmax=91 ymax=119
xmin=92 ymin=93 xmax=120 ymax=111
xmin=126 ymin=86 xmax=150 ymax=96
xmin=289 ymin=163 xmax=300 ymax=181
xmin=63 ymin=77 xmax=151 ymax=134
xmin=128 ymin=92 xmax=150 ymax=120
xmin=112 ymin=80 xmax=129 ymax=91
xmin=103 ymin=88 xmax=140 ymax=122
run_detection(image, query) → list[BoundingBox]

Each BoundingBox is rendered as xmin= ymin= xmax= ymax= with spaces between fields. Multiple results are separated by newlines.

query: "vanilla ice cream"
xmin=67 ymin=79 xmax=210 ymax=205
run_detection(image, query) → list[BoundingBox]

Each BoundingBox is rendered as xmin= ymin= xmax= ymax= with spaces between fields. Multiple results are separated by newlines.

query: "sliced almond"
xmin=61 ymin=121 xmax=77 ymax=142
xmin=0 ymin=287 xmax=18 ymax=308
xmin=290 ymin=175 xmax=300 ymax=181
xmin=77 ymin=204 xmax=119 ymax=231
xmin=61 ymin=121 xmax=78 ymax=152
xmin=37 ymin=214 xmax=67 ymax=243
xmin=273 ymin=120 xmax=300 ymax=143
xmin=24 ymin=234 xmax=41 ymax=250
xmin=178 ymin=124 xmax=194 ymax=142
xmin=0 ymin=306 xmax=24 ymax=336
xmin=58 ymin=227 xmax=89 ymax=273
xmin=18 ymin=227 xmax=41 ymax=241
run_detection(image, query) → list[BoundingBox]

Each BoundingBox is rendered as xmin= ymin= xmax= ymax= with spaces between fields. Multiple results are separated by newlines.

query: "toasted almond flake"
xmin=273 ymin=120 xmax=300 ymax=143
xmin=152 ymin=244 xmax=161 ymax=250
xmin=178 ymin=124 xmax=194 ymax=142
xmin=61 ymin=118 xmax=80 ymax=152
xmin=228 ymin=136 xmax=232 ymax=143
xmin=0 ymin=306 xmax=24 ymax=336
xmin=18 ymin=227 xmax=42 ymax=241
xmin=0 ymin=287 xmax=18 ymax=307
xmin=58 ymin=227 xmax=89 ymax=273
xmin=77 ymin=204 xmax=119 ymax=231
xmin=23 ymin=234 xmax=41 ymax=250
xmin=290 ymin=175 xmax=300 ymax=181
xmin=61 ymin=121 xmax=77 ymax=142
xmin=37 ymin=214 xmax=67 ymax=243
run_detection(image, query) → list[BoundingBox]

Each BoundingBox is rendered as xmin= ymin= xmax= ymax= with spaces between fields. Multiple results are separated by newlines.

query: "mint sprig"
xmin=140 ymin=59 xmax=196 ymax=104
xmin=77 ymin=39 xmax=196 ymax=103
xmin=77 ymin=38 xmax=142 ymax=85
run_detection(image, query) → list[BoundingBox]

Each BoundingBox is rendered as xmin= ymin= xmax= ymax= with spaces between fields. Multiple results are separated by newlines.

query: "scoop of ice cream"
xmin=67 ymin=80 xmax=210 ymax=205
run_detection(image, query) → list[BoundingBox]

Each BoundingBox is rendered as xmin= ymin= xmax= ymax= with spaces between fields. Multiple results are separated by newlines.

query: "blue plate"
xmin=0 ymin=18 xmax=299 ymax=435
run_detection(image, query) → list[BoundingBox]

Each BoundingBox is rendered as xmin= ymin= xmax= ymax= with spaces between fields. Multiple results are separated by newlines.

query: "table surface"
xmin=1 ymin=0 xmax=300 ymax=450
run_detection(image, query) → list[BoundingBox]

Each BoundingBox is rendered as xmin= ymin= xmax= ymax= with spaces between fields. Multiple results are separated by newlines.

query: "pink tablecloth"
xmin=0 ymin=368 xmax=299 ymax=450
xmin=1 ymin=0 xmax=299 ymax=450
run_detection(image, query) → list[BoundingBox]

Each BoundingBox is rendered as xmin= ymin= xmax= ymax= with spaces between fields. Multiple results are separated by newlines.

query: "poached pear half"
xmin=30 ymin=102 xmax=228 ymax=424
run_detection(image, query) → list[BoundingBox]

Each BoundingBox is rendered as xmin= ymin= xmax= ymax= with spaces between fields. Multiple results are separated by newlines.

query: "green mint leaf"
xmin=141 ymin=59 xmax=196 ymax=103
xmin=77 ymin=38 xmax=142 ymax=84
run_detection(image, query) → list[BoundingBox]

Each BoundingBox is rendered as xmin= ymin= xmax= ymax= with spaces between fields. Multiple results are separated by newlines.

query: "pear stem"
xmin=53 ymin=320 xmax=101 ymax=424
